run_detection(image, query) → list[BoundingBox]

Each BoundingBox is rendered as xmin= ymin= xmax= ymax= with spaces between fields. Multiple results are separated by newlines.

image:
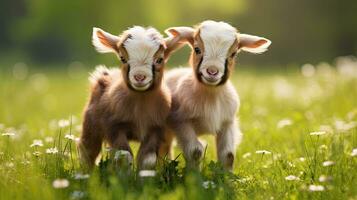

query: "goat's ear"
xmin=163 ymin=27 xmax=195 ymax=59
xmin=237 ymin=33 xmax=271 ymax=54
xmin=92 ymin=27 xmax=120 ymax=54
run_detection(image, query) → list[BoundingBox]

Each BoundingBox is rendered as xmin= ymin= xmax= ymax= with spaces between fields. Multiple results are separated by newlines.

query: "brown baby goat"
xmin=78 ymin=26 xmax=177 ymax=170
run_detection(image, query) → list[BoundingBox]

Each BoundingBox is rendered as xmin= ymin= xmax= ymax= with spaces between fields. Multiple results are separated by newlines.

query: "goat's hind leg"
xmin=78 ymin=111 xmax=103 ymax=169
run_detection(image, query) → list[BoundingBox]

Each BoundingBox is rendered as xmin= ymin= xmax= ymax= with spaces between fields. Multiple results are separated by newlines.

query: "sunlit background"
xmin=1 ymin=0 xmax=357 ymax=67
xmin=1 ymin=1 xmax=357 ymax=199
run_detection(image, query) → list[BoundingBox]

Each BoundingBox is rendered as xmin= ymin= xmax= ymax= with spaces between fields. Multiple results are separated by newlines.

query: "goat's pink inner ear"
xmin=166 ymin=29 xmax=180 ymax=37
xmin=97 ymin=31 xmax=116 ymax=50
xmin=245 ymin=39 xmax=267 ymax=48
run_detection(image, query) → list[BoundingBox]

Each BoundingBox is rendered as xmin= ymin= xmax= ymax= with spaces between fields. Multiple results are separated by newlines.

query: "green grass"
xmin=0 ymin=64 xmax=356 ymax=199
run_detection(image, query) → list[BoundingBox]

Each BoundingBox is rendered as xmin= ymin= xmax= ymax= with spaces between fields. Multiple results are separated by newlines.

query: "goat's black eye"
xmin=194 ymin=47 xmax=201 ymax=55
xmin=231 ymin=52 xmax=237 ymax=58
xmin=156 ymin=58 xmax=163 ymax=64
xmin=120 ymin=56 xmax=127 ymax=64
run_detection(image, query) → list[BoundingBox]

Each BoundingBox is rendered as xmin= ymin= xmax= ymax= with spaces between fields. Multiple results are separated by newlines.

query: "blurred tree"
xmin=0 ymin=0 xmax=356 ymax=66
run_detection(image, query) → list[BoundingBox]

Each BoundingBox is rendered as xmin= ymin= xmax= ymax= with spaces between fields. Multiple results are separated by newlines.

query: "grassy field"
xmin=0 ymin=61 xmax=356 ymax=199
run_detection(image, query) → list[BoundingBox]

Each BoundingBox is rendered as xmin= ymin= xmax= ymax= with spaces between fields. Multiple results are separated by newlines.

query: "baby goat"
xmin=79 ymin=26 xmax=177 ymax=169
xmin=163 ymin=20 xmax=271 ymax=170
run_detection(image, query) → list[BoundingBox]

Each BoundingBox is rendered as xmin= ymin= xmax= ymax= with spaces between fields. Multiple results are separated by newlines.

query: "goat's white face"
xmin=198 ymin=21 xmax=237 ymax=85
xmin=123 ymin=28 xmax=162 ymax=91
xmin=165 ymin=20 xmax=272 ymax=86
xmin=92 ymin=26 xmax=165 ymax=91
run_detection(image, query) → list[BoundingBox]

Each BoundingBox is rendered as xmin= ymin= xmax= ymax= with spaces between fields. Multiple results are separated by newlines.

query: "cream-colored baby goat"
xmin=163 ymin=20 xmax=271 ymax=170
xmin=79 ymin=26 xmax=177 ymax=170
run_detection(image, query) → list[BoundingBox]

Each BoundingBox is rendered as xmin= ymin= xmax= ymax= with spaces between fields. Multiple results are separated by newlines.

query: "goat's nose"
xmin=207 ymin=67 xmax=219 ymax=76
xmin=134 ymin=74 xmax=146 ymax=82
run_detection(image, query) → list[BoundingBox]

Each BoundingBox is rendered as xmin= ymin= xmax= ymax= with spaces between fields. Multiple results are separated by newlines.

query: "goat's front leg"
xmin=174 ymin=122 xmax=203 ymax=168
xmin=106 ymin=124 xmax=133 ymax=167
xmin=216 ymin=119 xmax=242 ymax=171
xmin=137 ymin=126 xmax=163 ymax=170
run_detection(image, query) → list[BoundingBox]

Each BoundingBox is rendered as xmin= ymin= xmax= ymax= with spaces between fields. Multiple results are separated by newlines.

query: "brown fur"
xmin=79 ymin=27 xmax=176 ymax=170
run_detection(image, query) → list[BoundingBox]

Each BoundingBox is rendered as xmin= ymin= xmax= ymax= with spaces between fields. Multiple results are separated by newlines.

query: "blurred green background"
xmin=1 ymin=0 xmax=357 ymax=68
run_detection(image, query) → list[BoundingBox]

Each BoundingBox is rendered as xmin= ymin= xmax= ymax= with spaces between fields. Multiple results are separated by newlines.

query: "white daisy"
xmin=74 ymin=173 xmax=90 ymax=180
xmin=33 ymin=151 xmax=42 ymax=157
xmin=322 ymin=161 xmax=335 ymax=167
xmin=308 ymin=184 xmax=325 ymax=192
xmin=30 ymin=139 xmax=43 ymax=147
xmin=255 ymin=150 xmax=272 ymax=155
xmin=285 ymin=175 xmax=300 ymax=181
xmin=351 ymin=148 xmax=357 ymax=157
xmin=64 ymin=134 xmax=75 ymax=141
xmin=138 ymin=170 xmax=156 ymax=177
xmin=202 ymin=181 xmax=216 ymax=189
xmin=309 ymin=131 xmax=327 ymax=136
xmin=319 ymin=175 xmax=332 ymax=182
xmin=58 ymin=119 xmax=70 ymax=128
xmin=52 ymin=178 xmax=70 ymax=189
xmin=70 ymin=190 xmax=85 ymax=199
xmin=46 ymin=147 xmax=59 ymax=154
xmin=2 ymin=132 xmax=15 ymax=137
xmin=277 ymin=118 xmax=293 ymax=129
xmin=242 ymin=152 xmax=252 ymax=159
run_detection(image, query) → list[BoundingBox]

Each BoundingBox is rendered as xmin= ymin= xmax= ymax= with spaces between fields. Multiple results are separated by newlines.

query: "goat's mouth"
xmin=201 ymin=75 xmax=221 ymax=86
xmin=130 ymin=80 xmax=153 ymax=91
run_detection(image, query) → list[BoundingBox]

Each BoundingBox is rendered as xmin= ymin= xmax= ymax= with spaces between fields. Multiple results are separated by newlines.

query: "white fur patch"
xmin=198 ymin=21 xmax=237 ymax=84
xmin=121 ymin=27 xmax=163 ymax=90
xmin=141 ymin=153 xmax=157 ymax=169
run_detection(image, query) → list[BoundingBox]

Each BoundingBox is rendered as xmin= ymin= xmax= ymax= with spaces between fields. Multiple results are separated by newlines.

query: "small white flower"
xmin=2 ymin=132 xmax=15 ymax=137
xmin=287 ymin=161 xmax=295 ymax=167
xmin=299 ymin=157 xmax=306 ymax=162
xmin=58 ymin=119 xmax=70 ymax=128
xmin=64 ymin=134 xmax=75 ymax=140
xmin=242 ymin=152 xmax=252 ymax=159
xmin=255 ymin=150 xmax=272 ymax=155
xmin=319 ymin=175 xmax=332 ymax=182
xmin=308 ymin=184 xmax=325 ymax=192
xmin=335 ymin=120 xmax=357 ymax=132
xmin=52 ymin=178 xmax=70 ymax=189
xmin=138 ymin=170 xmax=156 ymax=177
xmin=319 ymin=125 xmax=333 ymax=133
xmin=202 ymin=181 xmax=216 ymax=189
xmin=322 ymin=161 xmax=335 ymax=167
xmin=30 ymin=139 xmax=43 ymax=147
xmin=285 ymin=175 xmax=300 ymax=181
xmin=277 ymin=118 xmax=293 ymax=129
xmin=74 ymin=173 xmax=90 ymax=180
xmin=351 ymin=148 xmax=357 ymax=157
xmin=46 ymin=147 xmax=59 ymax=154
xmin=309 ymin=131 xmax=327 ymax=136
xmin=33 ymin=151 xmax=42 ymax=156
xmin=45 ymin=136 xmax=54 ymax=143
xmin=71 ymin=190 xmax=85 ymax=199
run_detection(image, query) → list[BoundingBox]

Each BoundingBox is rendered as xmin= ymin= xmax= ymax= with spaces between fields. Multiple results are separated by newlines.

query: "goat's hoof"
xmin=192 ymin=148 xmax=203 ymax=161
xmin=113 ymin=150 xmax=133 ymax=167
xmin=225 ymin=152 xmax=234 ymax=171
